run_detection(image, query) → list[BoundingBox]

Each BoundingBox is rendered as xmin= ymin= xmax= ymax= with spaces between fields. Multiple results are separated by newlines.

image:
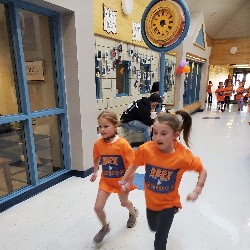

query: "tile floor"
xmin=0 ymin=102 xmax=250 ymax=250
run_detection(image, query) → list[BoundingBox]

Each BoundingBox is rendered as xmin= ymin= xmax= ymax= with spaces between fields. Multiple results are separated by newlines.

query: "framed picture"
xmin=25 ymin=61 xmax=44 ymax=81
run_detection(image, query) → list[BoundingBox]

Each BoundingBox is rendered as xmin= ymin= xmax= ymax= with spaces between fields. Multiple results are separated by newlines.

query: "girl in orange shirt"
xmin=224 ymin=80 xmax=233 ymax=110
xmin=235 ymin=82 xmax=245 ymax=111
xmin=90 ymin=111 xmax=138 ymax=243
xmin=215 ymin=82 xmax=225 ymax=111
xmin=207 ymin=80 xmax=213 ymax=103
xmin=119 ymin=111 xmax=207 ymax=250
xmin=246 ymin=86 xmax=250 ymax=113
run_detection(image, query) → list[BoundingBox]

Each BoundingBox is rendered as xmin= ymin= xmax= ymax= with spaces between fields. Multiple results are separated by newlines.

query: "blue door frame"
xmin=183 ymin=61 xmax=202 ymax=105
xmin=0 ymin=0 xmax=71 ymax=211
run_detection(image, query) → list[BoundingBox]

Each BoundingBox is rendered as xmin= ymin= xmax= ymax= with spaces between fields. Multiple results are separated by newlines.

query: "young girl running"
xmin=215 ymin=82 xmax=225 ymax=111
xmin=224 ymin=80 xmax=233 ymax=110
xmin=90 ymin=111 xmax=138 ymax=243
xmin=235 ymin=82 xmax=245 ymax=111
xmin=119 ymin=111 xmax=207 ymax=250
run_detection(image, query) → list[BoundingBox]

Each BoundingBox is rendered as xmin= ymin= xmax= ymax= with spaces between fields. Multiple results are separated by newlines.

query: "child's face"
xmin=98 ymin=117 xmax=117 ymax=139
xmin=152 ymin=121 xmax=178 ymax=153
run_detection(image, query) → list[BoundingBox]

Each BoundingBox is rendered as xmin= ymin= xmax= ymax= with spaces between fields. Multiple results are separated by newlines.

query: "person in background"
xmin=150 ymin=81 xmax=160 ymax=94
xmin=119 ymin=111 xmax=207 ymax=250
xmin=246 ymin=86 xmax=250 ymax=113
xmin=120 ymin=93 xmax=162 ymax=142
xmin=235 ymin=82 xmax=245 ymax=111
xmin=223 ymin=80 xmax=233 ymax=111
xmin=207 ymin=80 xmax=213 ymax=104
xmin=90 ymin=111 xmax=138 ymax=244
xmin=215 ymin=82 xmax=225 ymax=111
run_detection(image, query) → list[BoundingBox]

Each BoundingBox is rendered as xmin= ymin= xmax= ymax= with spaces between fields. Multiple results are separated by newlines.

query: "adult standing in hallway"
xmin=120 ymin=93 xmax=162 ymax=142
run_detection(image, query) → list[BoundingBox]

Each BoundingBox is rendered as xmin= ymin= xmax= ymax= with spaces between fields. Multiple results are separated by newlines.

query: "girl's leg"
xmin=237 ymin=99 xmax=241 ymax=111
xmin=93 ymin=190 xmax=111 ymax=243
xmin=147 ymin=207 xmax=177 ymax=250
xmin=240 ymin=98 xmax=244 ymax=110
xmin=94 ymin=190 xmax=110 ymax=227
xmin=146 ymin=208 xmax=159 ymax=232
xmin=118 ymin=193 xmax=138 ymax=228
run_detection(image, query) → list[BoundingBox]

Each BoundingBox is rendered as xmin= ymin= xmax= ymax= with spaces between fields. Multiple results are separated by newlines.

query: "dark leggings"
xmin=147 ymin=207 xmax=177 ymax=250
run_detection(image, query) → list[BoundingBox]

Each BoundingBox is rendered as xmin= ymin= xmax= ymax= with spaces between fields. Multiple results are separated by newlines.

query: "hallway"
xmin=0 ymin=104 xmax=249 ymax=250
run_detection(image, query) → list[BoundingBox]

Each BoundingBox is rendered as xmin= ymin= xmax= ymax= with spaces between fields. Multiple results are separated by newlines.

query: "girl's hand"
xmin=121 ymin=182 xmax=131 ymax=192
xmin=118 ymin=180 xmax=130 ymax=192
xmin=186 ymin=186 xmax=202 ymax=201
xmin=90 ymin=173 xmax=97 ymax=182
xmin=186 ymin=191 xmax=199 ymax=201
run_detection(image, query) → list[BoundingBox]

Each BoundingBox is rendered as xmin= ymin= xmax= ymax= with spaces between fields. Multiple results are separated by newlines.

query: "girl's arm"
xmin=119 ymin=165 xmax=139 ymax=191
xmin=186 ymin=168 xmax=207 ymax=201
xmin=90 ymin=157 xmax=100 ymax=182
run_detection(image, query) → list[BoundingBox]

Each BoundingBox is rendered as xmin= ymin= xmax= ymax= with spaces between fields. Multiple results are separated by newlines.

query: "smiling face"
xmin=98 ymin=117 xmax=117 ymax=140
xmin=152 ymin=120 xmax=179 ymax=153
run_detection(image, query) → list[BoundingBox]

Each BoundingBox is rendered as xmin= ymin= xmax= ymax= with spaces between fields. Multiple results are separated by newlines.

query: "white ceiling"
xmin=184 ymin=0 xmax=250 ymax=39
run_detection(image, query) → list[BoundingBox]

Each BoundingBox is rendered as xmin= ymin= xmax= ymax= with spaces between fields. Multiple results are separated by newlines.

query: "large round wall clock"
xmin=142 ymin=0 xmax=190 ymax=52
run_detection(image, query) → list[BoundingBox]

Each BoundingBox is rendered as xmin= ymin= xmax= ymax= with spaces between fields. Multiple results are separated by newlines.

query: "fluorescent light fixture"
xmin=233 ymin=64 xmax=249 ymax=67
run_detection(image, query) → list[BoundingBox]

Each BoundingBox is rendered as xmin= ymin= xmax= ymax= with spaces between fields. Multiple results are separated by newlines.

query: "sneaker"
xmin=93 ymin=224 xmax=110 ymax=243
xmin=127 ymin=208 xmax=139 ymax=228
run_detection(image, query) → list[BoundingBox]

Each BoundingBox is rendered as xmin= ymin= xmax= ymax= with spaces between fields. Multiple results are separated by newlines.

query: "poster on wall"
xmin=103 ymin=4 xmax=117 ymax=34
xmin=25 ymin=61 xmax=44 ymax=81
xmin=132 ymin=21 xmax=142 ymax=42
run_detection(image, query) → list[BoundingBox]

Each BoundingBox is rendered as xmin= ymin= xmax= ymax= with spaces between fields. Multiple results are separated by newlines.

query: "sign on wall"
xmin=103 ymin=4 xmax=117 ymax=34
xmin=25 ymin=61 xmax=44 ymax=81
xmin=132 ymin=21 xmax=142 ymax=42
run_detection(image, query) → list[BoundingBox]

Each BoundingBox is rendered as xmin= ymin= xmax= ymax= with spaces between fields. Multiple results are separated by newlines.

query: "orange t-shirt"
xmin=215 ymin=87 xmax=225 ymax=101
xmin=133 ymin=141 xmax=204 ymax=211
xmin=236 ymin=87 xmax=245 ymax=100
xmin=224 ymin=86 xmax=233 ymax=96
xmin=93 ymin=136 xmax=136 ymax=193
xmin=207 ymin=84 xmax=213 ymax=94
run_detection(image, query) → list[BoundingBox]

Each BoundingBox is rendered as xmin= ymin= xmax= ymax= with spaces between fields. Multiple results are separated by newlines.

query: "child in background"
xmin=246 ymin=86 xmax=250 ymax=113
xmin=224 ymin=80 xmax=233 ymax=110
xmin=119 ymin=111 xmax=207 ymax=250
xmin=235 ymin=82 xmax=245 ymax=111
xmin=215 ymin=82 xmax=225 ymax=111
xmin=207 ymin=80 xmax=213 ymax=104
xmin=90 ymin=111 xmax=138 ymax=243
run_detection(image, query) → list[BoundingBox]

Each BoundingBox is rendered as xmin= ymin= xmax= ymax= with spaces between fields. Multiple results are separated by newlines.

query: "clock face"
xmin=145 ymin=0 xmax=184 ymax=46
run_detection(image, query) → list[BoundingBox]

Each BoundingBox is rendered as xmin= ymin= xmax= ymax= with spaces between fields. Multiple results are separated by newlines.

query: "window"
xmin=139 ymin=64 xmax=151 ymax=94
xmin=183 ymin=61 xmax=202 ymax=105
xmin=0 ymin=1 xmax=70 ymax=199
xmin=116 ymin=61 xmax=130 ymax=96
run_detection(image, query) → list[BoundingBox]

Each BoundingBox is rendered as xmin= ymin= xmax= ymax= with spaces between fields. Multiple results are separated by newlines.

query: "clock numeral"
xmin=154 ymin=27 xmax=161 ymax=35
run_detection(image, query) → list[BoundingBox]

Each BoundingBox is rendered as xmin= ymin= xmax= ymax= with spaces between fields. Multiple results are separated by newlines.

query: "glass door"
xmin=0 ymin=1 xmax=70 ymax=198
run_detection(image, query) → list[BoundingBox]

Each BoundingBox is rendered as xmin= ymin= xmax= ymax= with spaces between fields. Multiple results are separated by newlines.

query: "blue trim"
xmin=95 ymin=56 xmax=101 ymax=99
xmin=191 ymin=63 xmax=197 ymax=102
xmin=195 ymin=24 xmax=205 ymax=48
xmin=0 ymin=168 xmax=95 ymax=212
xmin=186 ymin=62 xmax=192 ymax=104
xmin=141 ymin=0 xmax=190 ymax=52
xmin=139 ymin=63 xmax=151 ymax=94
xmin=49 ymin=12 xmax=71 ymax=170
xmin=196 ymin=64 xmax=202 ymax=100
xmin=16 ymin=0 xmax=58 ymax=16
xmin=0 ymin=170 xmax=72 ymax=212
xmin=116 ymin=60 xmax=130 ymax=96
xmin=0 ymin=0 xmax=71 ymax=204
